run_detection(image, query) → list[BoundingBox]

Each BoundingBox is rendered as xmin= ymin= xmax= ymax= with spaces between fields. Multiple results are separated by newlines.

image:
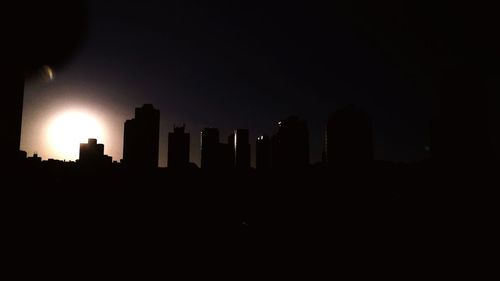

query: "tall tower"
xmin=2 ymin=72 xmax=24 ymax=164
xmin=168 ymin=125 xmax=190 ymax=168
xmin=234 ymin=129 xmax=250 ymax=169
xmin=272 ymin=116 xmax=309 ymax=169
xmin=200 ymin=128 xmax=220 ymax=169
xmin=122 ymin=104 xmax=160 ymax=169
xmin=256 ymin=135 xmax=271 ymax=171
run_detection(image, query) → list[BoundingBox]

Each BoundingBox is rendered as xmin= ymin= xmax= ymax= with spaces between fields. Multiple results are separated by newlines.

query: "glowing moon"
xmin=47 ymin=111 xmax=105 ymax=160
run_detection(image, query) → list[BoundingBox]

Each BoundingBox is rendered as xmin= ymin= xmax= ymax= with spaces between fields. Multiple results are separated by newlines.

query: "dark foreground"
xmin=2 ymin=161 xmax=496 ymax=277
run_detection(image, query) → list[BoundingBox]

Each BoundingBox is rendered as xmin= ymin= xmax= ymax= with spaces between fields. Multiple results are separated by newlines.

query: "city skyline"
xmin=17 ymin=0 xmax=458 ymax=167
xmin=3 ymin=1 xmax=499 ymax=271
xmin=20 ymin=103 xmax=378 ymax=169
xmin=6 ymin=0 xmax=498 ymax=168
xmin=21 ymin=85 xmax=429 ymax=167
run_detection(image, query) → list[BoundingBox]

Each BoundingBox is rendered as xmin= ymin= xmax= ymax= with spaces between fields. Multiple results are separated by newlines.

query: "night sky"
xmin=21 ymin=1 xmax=437 ymax=166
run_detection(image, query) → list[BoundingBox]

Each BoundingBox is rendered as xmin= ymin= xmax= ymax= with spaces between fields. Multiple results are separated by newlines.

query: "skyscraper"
xmin=228 ymin=133 xmax=235 ymax=164
xmin=272 ymin=116 xmax=309 ymax=169
xmin=256 ymin=135 xmax=271 ymax=171
xmin=325 ymin=105 xmax=373 ymax=166
xmin=201 ymin=128 xmax=220 ymax=169
xmin=122 ymin=104 xmax=160 ymax=169
xmin=234 ymin=129 xmax=250 ymax=169
xmin=223 ymin=133 xmax=236 ymax=169
xmin=168 ymin=125 xmax=190 ymax=169
xmin=2 ymin=71 xmax=24 ymax=164
xmin=219 ymin=141 xmax=235 ymax=170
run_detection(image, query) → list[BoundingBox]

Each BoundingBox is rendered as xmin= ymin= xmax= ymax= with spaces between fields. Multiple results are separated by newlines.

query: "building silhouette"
xmin=168 ymin=125 xmax=190 ymax=169
xmin=272 ymin=116 xmax=309 ymax=169
xmin=220 ymin=141 xmax=235 ymax=170
xmin=201 ymin=128 xmax=220 ymax=169
xmin=256 ymin=135 xmax=271 ymax=171
xmin=27 ymin=153 xmax=42 ymax=164
xmin=234 ymin=129 xmax=250 ymax=169
xmin=19 ymin=150 xmax=27 ymax=161
xmin=3 ymin=72 xmax=25 ymax=165
xmin=200 ymin=128 xmax=242 ymax=170
xmin=122 ymin=104 xmax=160 ymax=169
xmin=325 ymin=105 xmax=373 ymax=166
xmin=228 ymin=133 xmax=235 ymax=167
xmin=79 ymin=138 xmax=112 ymax=166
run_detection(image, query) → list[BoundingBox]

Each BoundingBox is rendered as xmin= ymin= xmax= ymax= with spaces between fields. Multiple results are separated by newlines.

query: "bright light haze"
xmin=20 ymin=1 xmax=438 ymax=166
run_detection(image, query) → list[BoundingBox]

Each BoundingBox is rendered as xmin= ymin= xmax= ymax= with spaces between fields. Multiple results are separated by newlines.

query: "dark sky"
xmin=22 ymin=0 xmax=440 ymax=166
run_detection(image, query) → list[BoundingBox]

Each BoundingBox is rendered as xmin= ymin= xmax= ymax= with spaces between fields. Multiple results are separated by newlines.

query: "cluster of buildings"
xmin=20 ymin=103 xmax=375 ymax=170
xmin=83 ymin=104 xmax=373 ymax=170
xmin=119 ymin=104 xmax=255 ymax=170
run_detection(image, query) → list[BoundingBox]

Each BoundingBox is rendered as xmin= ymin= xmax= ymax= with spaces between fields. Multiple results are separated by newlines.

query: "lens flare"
xmin=42 ymin=65 xmax=54 ymax=82
xmin=47 ymin=110 xmax=105 ymax=160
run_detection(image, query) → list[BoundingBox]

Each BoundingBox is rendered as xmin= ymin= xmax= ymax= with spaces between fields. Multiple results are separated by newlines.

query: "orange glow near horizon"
xmin=46 ymin=110 xmax=106 ymax=161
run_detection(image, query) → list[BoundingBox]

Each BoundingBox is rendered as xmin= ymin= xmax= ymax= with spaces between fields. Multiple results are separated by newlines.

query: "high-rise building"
xmin=219 ymin=141 xmax=235 ymax=170
xmin=256 ymin=135 xmax=271 ymax=171
xmin=228 ymin=133 xmax=235 ymax=165
xmin=168 ymin=125 xmax=190 ymax=168
xmin=234 ymin=129 xmax=250 ymax=169
xmin=225 ymin=133 xmax=236 ymax=169
xmin=201 ymin=128 xmax=220 ymax=169
xmin=2 ymin=72 xmax=24 ymax=164
xmin=79 ymin=138 xmax=112 ymax=166
xmin=122 ymin=104 xmax=160 ymax=169
xmin=325 ymin=105 xmax=373 ymax=166
xmin=272 ymin=116 xmax=309 ymax=169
